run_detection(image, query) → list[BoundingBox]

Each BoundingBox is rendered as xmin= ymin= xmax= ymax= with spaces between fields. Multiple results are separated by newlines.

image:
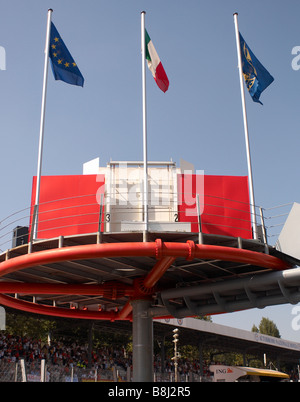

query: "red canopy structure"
xmin=0 ymin=161 xmax=298 ymax=381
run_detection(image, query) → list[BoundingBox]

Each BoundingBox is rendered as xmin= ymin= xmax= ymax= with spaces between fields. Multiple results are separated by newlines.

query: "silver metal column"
xmin=132 ymin=299 xmax=153 ymax=382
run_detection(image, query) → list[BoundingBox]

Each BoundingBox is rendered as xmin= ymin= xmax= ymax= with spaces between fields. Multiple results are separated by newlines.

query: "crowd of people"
xmin=0 ymin=332 xmax=210 ymax=381
xmin=0 ymin=333 xmax=129 ymax=371
xmin=1 ymin=332 xmax=297 ymax=382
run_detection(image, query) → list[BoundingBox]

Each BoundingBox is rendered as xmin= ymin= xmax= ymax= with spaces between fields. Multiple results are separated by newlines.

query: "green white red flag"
xmin=145 ymin=29 xmax=169 ymax=93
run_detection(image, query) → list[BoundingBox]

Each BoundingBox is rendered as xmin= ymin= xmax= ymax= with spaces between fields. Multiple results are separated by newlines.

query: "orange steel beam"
xmin=0 ymin=256 xmax=177 ymax=321
xmin=0 ymin=255 xmax=176 ymax=293
xmin=113 ymin=257 xmax=177 ymax=320
xmin=0 ymin=294 xmax=128 ymax=321
xmin=0 ymin=240 xmax=290 ymax=279
xmin=143 ymin=256 xmax=176 ymax=289
xmin=0 ymin=282 xmax=134 ymax=298
xmin=116 ymin=301 xmax=133 ymax=320
xmin=0 ymin=240 xmax=292 ymax=320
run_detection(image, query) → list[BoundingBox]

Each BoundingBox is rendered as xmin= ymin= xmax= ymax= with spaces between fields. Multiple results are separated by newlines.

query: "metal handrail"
xmin=0 ymin=192 xmax=288 ymax=251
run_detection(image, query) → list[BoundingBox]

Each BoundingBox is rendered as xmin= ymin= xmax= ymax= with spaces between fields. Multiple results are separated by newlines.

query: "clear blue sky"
xmin=1 ymin=0 xmax=300 ymax=342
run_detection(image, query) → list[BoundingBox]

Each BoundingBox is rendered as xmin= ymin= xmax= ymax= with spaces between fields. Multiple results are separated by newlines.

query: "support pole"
xmin=141 ymin=11 xmax=149 ymax=241
xmin=259 ymin=206 xmax=267 ymax=245
xmin=33 ymin=8 xmax=53 ymax=240
xmin=41 ymin=359 xmax=46 ymax=382
xmin=20 ymin=359 xmax=27 ymax=382
xmin=131 ymin=299 xmax=153 ymax=381
xmin=233 ymin=13 xmax=258 ymax=240
xmin=97 ymin=193 xmax=104 ymax=244
xmin=198 ymin=340 xmax=204 ymax=380
xmin=88 ymin=320 xmax=93 ymax=369
xmin=196 ymin=194 xmax=203 ymax=244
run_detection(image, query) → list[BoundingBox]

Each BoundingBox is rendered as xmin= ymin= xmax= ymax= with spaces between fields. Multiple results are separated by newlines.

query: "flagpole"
xmin=233 ymin=12 xmax=258 ymax=240
xmin=32 ymin=8 xmax=53 ymax=240
xmin=141 ymin=11 xmax=149 ymax=241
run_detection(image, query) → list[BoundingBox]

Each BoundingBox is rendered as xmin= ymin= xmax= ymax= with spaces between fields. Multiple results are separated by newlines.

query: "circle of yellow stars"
xmin=51 ymin=36 xmax=77 ymax=68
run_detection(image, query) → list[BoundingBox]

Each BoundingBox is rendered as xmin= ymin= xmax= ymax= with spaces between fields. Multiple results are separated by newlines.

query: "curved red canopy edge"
xmin=0 ymin=240 xmax=290 ymax=321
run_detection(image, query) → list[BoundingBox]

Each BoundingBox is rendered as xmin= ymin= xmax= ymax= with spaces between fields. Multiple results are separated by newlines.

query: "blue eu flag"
xmin=239 ymin=32 xmax=273 ymax=104
xmin=49 ymin=22 xmax=84 ymax=87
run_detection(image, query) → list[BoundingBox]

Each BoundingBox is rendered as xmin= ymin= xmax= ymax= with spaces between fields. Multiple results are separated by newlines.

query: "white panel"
xmin=106 ymin=162 xmax=181 ymax=232
xmin=120 ymin=221 xmax=191 ymax=232
xmin=82 ymin=157 xmax=100 ymax=174
xmin=276 ymin=202 xmax=300 ymax=259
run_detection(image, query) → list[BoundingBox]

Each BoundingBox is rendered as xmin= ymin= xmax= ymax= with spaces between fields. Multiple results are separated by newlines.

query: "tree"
xmin=252 ymin=317 xmax=281 ymax=338
xmin=195 ymin=315 xmax=212 ymax=322
xmin=5 ymin=312 xmax=57 ymax=341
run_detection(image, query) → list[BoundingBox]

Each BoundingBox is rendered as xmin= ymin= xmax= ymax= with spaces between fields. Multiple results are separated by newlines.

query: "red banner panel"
xmin=30 ymin=175 xmax=105 ymax=239
xmin=30 ymin=173 xmax=252 ymax=240
xmin=177 ymin=174 xmax=252 ymax=239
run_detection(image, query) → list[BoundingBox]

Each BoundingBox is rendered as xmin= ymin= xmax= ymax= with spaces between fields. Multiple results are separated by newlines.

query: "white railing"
xmin=0 ymin=192 xmax=290 ymax=252
xmin=262 ymin=203 xmax=293 ymax=245
xmin=0 ymin=359 xmax=210 ymax=382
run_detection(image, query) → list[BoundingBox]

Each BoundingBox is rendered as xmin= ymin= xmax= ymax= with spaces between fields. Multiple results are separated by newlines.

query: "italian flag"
xmin=145 ymin=29 xmax=169 ymax=93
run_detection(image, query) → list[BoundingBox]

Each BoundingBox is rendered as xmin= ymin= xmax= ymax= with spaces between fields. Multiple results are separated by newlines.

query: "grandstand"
xmin=1 ymin=315 xmax=300 ymax=382
xmin=90 ymin=316 xmax=300 ymax=369
xmin=155 ymin=318 xmax=300 ymax=368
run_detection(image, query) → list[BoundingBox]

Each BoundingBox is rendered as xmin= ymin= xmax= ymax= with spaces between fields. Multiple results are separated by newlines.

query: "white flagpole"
xmin=32 ymin=8 xmax=53 ymax=240
xmin=233 ymin=12 xmax=258 ymax=240
xmin=141 ymin=11 xmax=149 ymax=241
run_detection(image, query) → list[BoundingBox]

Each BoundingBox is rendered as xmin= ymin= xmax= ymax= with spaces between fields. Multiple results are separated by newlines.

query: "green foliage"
xmin=92 ymin=327 xmax=131 ymax=350
xmin=194 ymin=315 xmax=212 ymax=322
xmin=259 ymin=317 xmax=281 ymax=338
xmin=4 ymin=310 xmax=132 ymax=350
xmin=5 ymin=312 xmax=56 ymax=342
xmin=251 ymin=317 xmax=281 ymax=338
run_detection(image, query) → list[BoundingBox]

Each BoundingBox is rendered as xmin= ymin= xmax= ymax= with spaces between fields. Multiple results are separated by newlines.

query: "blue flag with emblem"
xmin=239 ymin=32 xmax=273 ymax=104
xmin=49 ymin=22 xmax=84 ymax=87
